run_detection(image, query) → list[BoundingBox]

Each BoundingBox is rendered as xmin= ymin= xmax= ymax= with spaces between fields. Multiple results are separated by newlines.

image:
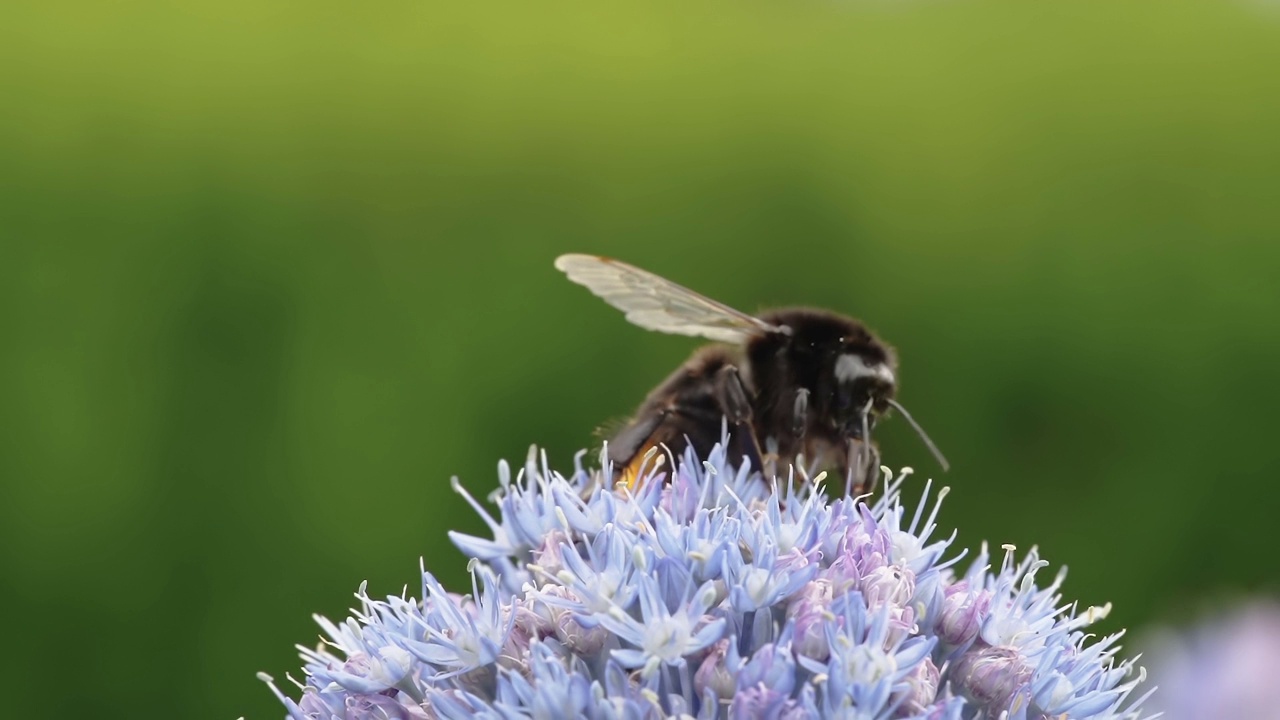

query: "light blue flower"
xmin=260 ymin=435 xmax=1152 ymax=719
xmin=599 ymin=568 xmax=726 ymax=678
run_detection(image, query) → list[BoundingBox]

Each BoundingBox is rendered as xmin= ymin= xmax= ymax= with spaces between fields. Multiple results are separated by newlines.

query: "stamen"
xmin=908 ymin=478 xmax=933 ymax=535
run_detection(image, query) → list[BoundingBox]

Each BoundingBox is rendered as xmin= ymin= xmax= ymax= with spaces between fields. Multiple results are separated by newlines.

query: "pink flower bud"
xmin=937 ymin=584 xmax=991 ymax=647
xmin=952 ymin=645 xmax=1033 ymax=710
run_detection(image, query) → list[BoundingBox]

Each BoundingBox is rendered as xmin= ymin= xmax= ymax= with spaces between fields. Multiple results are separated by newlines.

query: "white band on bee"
xmin=834 ymin=354 xmax=895 ymax=384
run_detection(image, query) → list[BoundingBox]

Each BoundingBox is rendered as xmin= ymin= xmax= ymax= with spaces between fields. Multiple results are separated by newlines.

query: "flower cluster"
xmin=1141 ymin=600 xmax=1280 ymax=719
xmin=261 ymin=439 xmax=1152 ymax=719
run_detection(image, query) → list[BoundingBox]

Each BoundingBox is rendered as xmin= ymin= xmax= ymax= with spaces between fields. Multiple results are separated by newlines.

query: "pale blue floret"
xmin=261 ymin=435 xmax=1153 ymax=719
xmin=600 ymin=568 xmax=726 ymax=678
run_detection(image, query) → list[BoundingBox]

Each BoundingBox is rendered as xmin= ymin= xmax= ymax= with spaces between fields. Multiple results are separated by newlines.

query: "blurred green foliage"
xmin=2 ymin=0 xmax=1279 ymax=717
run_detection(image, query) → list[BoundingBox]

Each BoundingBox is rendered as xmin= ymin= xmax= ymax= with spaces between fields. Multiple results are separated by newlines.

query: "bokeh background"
xmin=3 ymin=0 xmax=1279 ymax=717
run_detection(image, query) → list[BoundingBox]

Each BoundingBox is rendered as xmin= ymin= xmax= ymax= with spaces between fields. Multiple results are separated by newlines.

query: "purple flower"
xmin=1142 ymin=600 xmax=1280 ymax=719
xmin=259 ymin=436 xmax=1152 ymax=719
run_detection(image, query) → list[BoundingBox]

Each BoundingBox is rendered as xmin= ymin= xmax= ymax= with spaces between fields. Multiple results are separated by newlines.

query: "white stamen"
xmin=1082 ymin=602 xmax=1113 ymax=624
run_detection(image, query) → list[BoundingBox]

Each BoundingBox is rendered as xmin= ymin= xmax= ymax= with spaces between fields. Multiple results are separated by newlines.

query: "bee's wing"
xmin=554 ymin=254 xmax=787 ymax=344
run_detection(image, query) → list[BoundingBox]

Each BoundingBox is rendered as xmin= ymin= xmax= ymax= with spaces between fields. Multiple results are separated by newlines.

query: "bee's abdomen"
xmin=608 ymin=345 xmax=747 ymax=488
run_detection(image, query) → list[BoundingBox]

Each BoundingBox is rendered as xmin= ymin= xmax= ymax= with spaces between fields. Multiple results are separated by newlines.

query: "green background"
xmin=3 ymin=0 xmax=1278 ymax=717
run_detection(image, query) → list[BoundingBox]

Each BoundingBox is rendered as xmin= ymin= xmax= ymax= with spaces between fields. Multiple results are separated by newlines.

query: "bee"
xmin=555 ymin=253 xmax=948 ymax=495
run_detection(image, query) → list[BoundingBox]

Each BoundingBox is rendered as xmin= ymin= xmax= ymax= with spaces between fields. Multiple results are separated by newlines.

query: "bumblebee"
xmin=555 ymin=254 xmax=947 ymax=495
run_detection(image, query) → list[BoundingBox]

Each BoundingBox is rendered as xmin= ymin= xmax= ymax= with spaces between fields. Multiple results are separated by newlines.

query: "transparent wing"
xmin=555 ymin=253 xmax=786 ymax=344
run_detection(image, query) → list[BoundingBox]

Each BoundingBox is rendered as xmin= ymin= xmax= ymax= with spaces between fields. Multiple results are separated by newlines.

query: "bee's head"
xmin=755 ymin=307 xmax=946 ymax=473
xmin=757 ymin=308 xmax=897 ymax=438
xmin=832 ymin=351 xmax=896 ymax=438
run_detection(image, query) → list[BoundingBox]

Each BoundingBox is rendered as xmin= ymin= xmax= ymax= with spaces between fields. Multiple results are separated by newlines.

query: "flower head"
xmin=261 ymin=439 xmax=1151 ymax=719
xmin=1142 ymin=599 xmax=1280 ymax=719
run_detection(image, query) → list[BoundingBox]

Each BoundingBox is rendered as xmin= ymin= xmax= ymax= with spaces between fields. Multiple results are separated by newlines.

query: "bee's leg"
xmin=847 ymin=399 xmax=880 ymax=497
xmin=713 ymin=365 xmax=767 ymax=478
xmin=843 ymin=437 xmax=882 ymax=498
xmin=792 ymin=387 xmax=809 ymax=438
xmin=845 ymin=438 xmax=858 ymax=497
xmin=763 ymin=437 xmax=782 ymax=483
xmin=862 ymin=442 xmax=882 ymax=496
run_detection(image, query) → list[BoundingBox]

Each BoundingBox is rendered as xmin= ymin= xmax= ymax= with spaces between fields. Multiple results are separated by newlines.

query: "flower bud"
xmin=554 ymin=608 xmax=610 ymax=656
xmin=861 ymin=564 xmax=915 ymax=610
xmin=952 ymin=645 xmax=1033 ymax=710
xmin=787 ymin=580 xmax=835 ymax=660
xmin=694 ymin=639 xmax=737 ymax=699
xmin=898 ymin=657 xmax=940 ymax=715
xmin=937 ymin=583 xmax=991 ymax=647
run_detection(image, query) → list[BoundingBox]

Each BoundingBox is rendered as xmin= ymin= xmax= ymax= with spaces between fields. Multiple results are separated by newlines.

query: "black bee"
xmin=555 ymin=254 xmax=948 ymax=495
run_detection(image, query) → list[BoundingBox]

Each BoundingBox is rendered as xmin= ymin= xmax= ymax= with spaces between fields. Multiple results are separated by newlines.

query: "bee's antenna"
xmin=886 ymin=398 xmax=950 ymax=473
